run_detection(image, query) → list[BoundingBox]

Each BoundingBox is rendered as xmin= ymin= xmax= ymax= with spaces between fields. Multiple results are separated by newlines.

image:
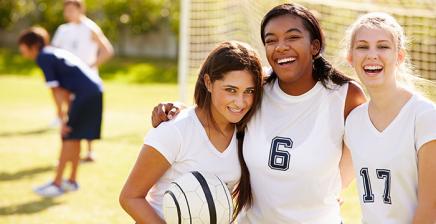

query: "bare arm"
xmin=413 ymin=140 xmax=436 ymax=224
xmin=340 ymin=81 xmax=367 ymax=189
xmin=344 ymin=81 xmax=367 ymax=119
xmin=340 ymin=144 xmax=355 ymax=189
xmin=119 ymin=145 xmax=171 ymax=224
xmin=50 ymin=87 xmax=71 ymax=121
xmin=50 ymin=87 xmax=72 ymax=137
xmin=91 ymin=29 xmax=114 ymax=68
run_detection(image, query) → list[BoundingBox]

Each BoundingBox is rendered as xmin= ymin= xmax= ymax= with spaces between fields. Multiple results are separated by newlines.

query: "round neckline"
xmin=272 ymin=79 xmax=323 ymax=103
xmin=190 ymin=108 xmax=236 ymax=157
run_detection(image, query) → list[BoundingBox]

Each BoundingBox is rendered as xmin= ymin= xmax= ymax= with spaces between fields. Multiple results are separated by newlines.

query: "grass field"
xmin=0 ymin=75 xmax=180 ymax=223
xmin=0 ymin=75 xmax=434 ymax=223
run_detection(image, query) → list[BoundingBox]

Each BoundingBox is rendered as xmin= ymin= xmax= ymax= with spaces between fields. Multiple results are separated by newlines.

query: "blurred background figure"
xmin=18 ymin=26 xmax=103 ymax=197
xmin=52 ymin=0 xmax=114 ymax=162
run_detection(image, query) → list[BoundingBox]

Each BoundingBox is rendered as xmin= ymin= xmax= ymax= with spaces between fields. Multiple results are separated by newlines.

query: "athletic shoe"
xmin=61 ymin=180 xmax=79 ymax=192
xmin=34 ymin=182 xmax=64 ymax=197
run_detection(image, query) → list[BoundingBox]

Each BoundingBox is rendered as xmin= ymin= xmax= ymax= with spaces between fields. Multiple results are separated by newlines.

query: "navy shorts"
xmin=63 ymin=92 xmax=103 ymax=140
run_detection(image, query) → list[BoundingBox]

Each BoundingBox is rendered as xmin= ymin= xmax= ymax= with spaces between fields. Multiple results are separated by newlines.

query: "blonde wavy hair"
xmin=342 ymin=12 xmax=434 ymax=91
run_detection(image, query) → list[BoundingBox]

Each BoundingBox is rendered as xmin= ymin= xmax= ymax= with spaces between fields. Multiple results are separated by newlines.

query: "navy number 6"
xmin=268 ymin=137 xmax=293 ymax=171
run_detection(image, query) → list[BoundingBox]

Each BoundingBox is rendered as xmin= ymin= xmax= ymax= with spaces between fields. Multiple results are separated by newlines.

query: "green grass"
xmin=99 ymin=57 xmax=177 ymax=83
xmin=0 ymin=75 xmax=180 ymax=224
xmin=1 ymin=75 xmax=434 ymax=223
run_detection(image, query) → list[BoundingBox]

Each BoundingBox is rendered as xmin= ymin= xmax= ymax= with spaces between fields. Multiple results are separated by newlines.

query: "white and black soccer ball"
xmin=162 ymin=171 xmax=233 ymax=224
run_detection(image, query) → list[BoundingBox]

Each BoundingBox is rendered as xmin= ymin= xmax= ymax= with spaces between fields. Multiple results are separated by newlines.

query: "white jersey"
xmin=239 ymin=80 xmax=349 ymax=224
xmin=344 ymin=94 xmax=436 ymax=224
xmin=143 ymin=107 xmax=241 ymax=218
xmin=52 ymin=17 xmax=100 ymax=71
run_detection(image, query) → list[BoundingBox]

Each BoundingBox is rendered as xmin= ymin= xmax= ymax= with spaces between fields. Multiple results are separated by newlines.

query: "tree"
xmin=0 ymin=0 xmax=180 ymax=40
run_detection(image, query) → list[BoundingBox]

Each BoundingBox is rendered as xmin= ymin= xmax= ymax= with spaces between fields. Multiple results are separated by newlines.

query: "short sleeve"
xmin=51 ymin=27 xmax=63 ymax=47
xmin=36 ymin=54 xmax=59 ymax=88
xmin=144 ymin=122 xmax=182 ymax=164
xmin=415 ymin=106 xmax=436 ymax=150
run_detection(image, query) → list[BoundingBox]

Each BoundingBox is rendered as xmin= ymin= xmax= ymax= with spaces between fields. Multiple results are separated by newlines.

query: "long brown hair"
xmin=194 ymin=41 xmax=263 ymax=131
xmin=193 ymin=41 xmax=263 ymax=220
xmin=260 ymin=3 xmax=351 ymax=87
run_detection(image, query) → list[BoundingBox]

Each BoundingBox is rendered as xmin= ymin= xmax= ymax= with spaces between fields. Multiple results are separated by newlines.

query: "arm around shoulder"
xmin=340 ymin=144 xmax=354 ymax=190
xmin=344 ymin=81 xmax=367 ymax=119
xmin=340 ymin=81 xmax=366 ymax=190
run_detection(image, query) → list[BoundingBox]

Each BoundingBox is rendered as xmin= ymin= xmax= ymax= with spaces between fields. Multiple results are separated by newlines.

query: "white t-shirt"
xmin=52 ymin=17 xmax=100 ymax=71
xmin=239 ymin=80 xmax=349 ymax=224
xmin=144 ymin=107 xmax=241 ymax=217
xmin=345 ymin=94 xmax=436 ymax=224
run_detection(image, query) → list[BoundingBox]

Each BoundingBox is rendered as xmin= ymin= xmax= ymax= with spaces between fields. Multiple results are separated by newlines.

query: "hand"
xmin=60 ymin=122 xmax=72 ymax=137
xmin=151 ymin=102 xmax=182 ymax=128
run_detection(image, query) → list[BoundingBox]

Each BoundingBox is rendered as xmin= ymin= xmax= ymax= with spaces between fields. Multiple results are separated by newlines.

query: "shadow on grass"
xmin=0 ymin=165 xmax=55 ymax=182
xmin=0 ymin=127 xmax=54 ymax=137
xmin=0 ymin=198 xmax=61 ymax=215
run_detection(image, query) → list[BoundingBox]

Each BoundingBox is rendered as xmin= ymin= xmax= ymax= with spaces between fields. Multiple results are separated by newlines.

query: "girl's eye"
xmin=378 ymin=45 xmax=390 ymax=49
xmin=286 ymin=36 xmax=300 ymax=40
xmin=356 ymin=45 xmax=368 ymax=49
xmin=225 ymin=88 xmax=237 ymax=93
xmin=245 ymin=89 xmax=255 ymax=94
xmin=265 ymin=39 xmax=277 ymax=44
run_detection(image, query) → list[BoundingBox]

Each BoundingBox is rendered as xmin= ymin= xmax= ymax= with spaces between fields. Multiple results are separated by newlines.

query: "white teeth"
xmin=277 ymin=57 xmax=296 ymax=64
xmin=228 ymin=107 xmax=242 ymax=113
xmin=364 ymin=65 xmax=383 ymax=70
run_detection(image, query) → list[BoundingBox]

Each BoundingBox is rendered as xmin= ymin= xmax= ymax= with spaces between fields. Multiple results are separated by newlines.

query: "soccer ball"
xmin=162 ymin=171 xmax=233 ymax=224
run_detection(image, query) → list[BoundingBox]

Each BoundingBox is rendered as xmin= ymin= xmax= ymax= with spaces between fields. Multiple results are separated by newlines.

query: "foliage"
xmin=0 ymin=0 xmax=180 ymax=40
xmin=0 ymin=49 xmax=41 ymax=76
xmin=0 ymin=0 xmax=16 ymax=28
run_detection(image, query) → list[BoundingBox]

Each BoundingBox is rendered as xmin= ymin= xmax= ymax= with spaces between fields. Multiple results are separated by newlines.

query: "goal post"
xmin=177 ymin=0 xmax=436 ymax=102
xmin=177 ymin=0 xmax=191 ymax=103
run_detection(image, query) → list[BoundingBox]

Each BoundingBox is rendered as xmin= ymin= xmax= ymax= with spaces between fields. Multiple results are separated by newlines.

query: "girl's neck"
xmin=366 ymin=83 xmax=413 ymax=132
xmin=195 ymin=107 xmax=234 ymax=134
xmin=195 ymin=107 xmax=235 ymax=153
xmin=278 ymin=72 xmax=317 ymax=96
xmin=367 ymin=83 xmax=412 ymax=112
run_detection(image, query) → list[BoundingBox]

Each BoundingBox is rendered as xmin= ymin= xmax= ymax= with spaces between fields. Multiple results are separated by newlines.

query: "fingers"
xmin=151 ymin=103 xmax=170 ymax=128
xmin=151 ymin=102 xmax=182 ymax=128
xmin=167 ymin=107 xmax=179 ymax=120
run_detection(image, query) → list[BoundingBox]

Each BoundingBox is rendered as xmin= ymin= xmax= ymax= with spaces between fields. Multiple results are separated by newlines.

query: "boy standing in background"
xmin=52 ymin=0 xmax=113 ymax=162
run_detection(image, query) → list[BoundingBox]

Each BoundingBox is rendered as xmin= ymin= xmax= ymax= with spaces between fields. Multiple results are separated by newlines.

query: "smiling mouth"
xmin=227 ymin=107 xmax=243 ymax=113
xmin=363 ymin=65 xmax=383 ymax=75
xmin=276 ymin=57 xmax=296 ymax=65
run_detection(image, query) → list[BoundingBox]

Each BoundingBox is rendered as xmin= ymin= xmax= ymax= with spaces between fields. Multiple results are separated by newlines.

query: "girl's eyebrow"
xmin=355 ymin=39 xmax=391 ymax=43
xmin=264 ymin=28 xmax=302 ymax=38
